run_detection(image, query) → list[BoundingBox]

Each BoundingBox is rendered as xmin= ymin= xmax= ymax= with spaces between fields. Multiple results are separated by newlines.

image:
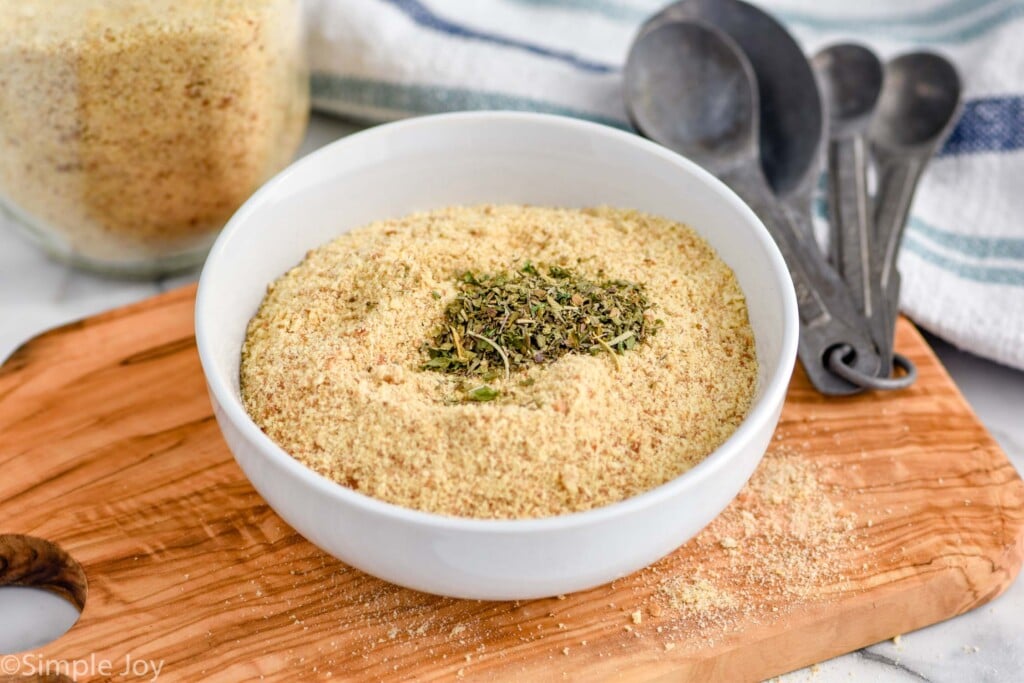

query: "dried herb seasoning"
xmin=422 ymin=262 xmax=662 ymax=388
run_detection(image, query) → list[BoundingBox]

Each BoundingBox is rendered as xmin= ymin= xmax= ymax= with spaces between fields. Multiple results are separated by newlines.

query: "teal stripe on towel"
xmin=777 ymin=3 xmax=1024 ymax=43
xmin=903 ymin=234 xmax=1024 ymax=286
xmin=815 ymin=196 xmax=1024 ymax=284
xmin=776 ymin=0 xmax=1002 ymax=29
xmin=503 ymin=0 xmax=1002 ymax=28
xmin=311 ymin=73 xmax=629 ymax=129
xmin=911 ymin=217 xmax=1024 ymax=260
xmin=924 ymin=3 xmax=1024 ymax=42
xmin=814 ymin=198 xmax=1024 ymax=261
xmin=503 ymin=0 xmax=1024 ymax=44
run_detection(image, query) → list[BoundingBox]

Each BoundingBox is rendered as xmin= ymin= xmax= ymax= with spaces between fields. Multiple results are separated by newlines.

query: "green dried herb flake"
xmin=422 ymin=262 xmax=661 ymax=386
xmin=466 ymin=385 xmax=500 ymax=402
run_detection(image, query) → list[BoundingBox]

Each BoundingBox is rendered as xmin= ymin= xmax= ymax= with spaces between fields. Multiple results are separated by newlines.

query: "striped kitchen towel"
xmin=305 ymin=0 xmax=1024 ymax=372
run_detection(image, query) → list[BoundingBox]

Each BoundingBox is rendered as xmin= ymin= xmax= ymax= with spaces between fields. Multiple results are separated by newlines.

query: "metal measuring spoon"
xmin=813 ymin=45 xmax=894 ymax=362
xmin=645 ymin=0 xmax=827 ymax=242
xmin=814 ymin=44 xmax=883 ymax=287
xmin=870 ymin=52 xmax=962 ymax=369
xmin=814 ymin=44 xmax=918 ymax=391
xmin=624 ymin=20 xmax=880 ymax=395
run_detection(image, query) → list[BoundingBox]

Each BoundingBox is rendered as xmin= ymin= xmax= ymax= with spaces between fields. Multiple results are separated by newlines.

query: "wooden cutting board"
xmin=1 ymin=285 xmax=1022 ymax=682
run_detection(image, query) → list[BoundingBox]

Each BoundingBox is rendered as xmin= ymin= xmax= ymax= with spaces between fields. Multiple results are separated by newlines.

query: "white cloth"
xmin=305 ymin=0 xmax=1024 ymax=371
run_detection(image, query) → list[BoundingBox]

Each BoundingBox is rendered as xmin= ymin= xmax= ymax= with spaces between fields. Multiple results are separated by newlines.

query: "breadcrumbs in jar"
xmin=0 ymin=0 xmax=309 ymax=275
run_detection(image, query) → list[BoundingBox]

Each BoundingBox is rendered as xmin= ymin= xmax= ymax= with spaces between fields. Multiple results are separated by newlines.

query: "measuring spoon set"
xmin=623 ymin=0 xmax=962 ymax=395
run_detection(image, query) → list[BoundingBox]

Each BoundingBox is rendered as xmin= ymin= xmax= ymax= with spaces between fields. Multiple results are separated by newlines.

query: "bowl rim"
xmin=195 ymin=110 xmax=799 ymax=534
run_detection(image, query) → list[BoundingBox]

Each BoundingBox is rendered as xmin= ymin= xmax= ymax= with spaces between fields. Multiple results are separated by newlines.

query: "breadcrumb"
xmin=241 ymin=205 xmax=756 ymax=519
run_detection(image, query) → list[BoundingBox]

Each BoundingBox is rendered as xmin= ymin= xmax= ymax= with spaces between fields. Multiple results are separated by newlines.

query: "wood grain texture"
xmin=0 ymin=535 xmax=87 ymax=611
xmin=0 ymin=284 xmax=1021 ymax=682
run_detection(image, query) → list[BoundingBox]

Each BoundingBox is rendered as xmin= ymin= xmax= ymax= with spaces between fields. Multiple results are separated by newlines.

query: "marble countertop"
xmin=1 ymin=115 xmax=1022 ymax=682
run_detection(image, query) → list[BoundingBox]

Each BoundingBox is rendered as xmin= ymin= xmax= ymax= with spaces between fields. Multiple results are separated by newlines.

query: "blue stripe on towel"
xmin=500 ymin=0 xmax=651 ymax=22
xmin=382 ymin=0 xmax=617 ymax=74
xmin=942 ymin=95 xmax=1024 ymax=155
xmin=311 ymin=73 xmax=629 ymax=128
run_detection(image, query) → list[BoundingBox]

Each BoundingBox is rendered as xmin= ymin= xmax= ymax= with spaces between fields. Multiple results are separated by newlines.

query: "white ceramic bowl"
xmin=196 ymin=112 xmax=798 ymax=600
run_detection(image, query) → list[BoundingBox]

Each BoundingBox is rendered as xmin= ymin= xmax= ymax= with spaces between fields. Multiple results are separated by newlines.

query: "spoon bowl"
xmin=814 ymin=43 xmax=885 ymax=135
xmin=871 ymin=52 xmax=962 ymax=149
xmin=624 ymin=20 xmax=757 ymax=173
xmin=647 ymin=0 xmax=825 ymax=200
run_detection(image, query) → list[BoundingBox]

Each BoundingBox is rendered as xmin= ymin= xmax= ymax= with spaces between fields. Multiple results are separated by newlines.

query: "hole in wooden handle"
xmin=0 ymin=535 xmax=87 ymax=613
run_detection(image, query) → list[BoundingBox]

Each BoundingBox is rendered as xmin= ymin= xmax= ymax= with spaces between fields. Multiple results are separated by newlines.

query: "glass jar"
xmin=0 ymin=0 xmax=309 ymax=276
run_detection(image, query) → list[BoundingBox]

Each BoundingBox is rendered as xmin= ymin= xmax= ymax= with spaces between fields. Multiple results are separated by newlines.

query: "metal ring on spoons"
xmin=827 ymin=344 xmax=917 ymax=391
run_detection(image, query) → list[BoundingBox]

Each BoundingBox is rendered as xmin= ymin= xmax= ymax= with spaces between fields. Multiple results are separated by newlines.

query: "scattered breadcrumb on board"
xmin=238 ymin=441 xmax=873 ymax=679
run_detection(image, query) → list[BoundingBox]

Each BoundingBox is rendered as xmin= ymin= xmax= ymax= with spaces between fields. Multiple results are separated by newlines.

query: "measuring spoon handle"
xmin=874 ymin=152 xmax=925 ymax=286
xmin=829 ymin=135 xmax=876 ymax=313
xmin=872 ymin=150 xmax=927 ymax=364
xmin=781 ymin=191 xmax=819 ymax=244
xmin=828 ymin=134 xmax=892 ymax=377
xmin=720 ymin=164 xmax=881 ymax=395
